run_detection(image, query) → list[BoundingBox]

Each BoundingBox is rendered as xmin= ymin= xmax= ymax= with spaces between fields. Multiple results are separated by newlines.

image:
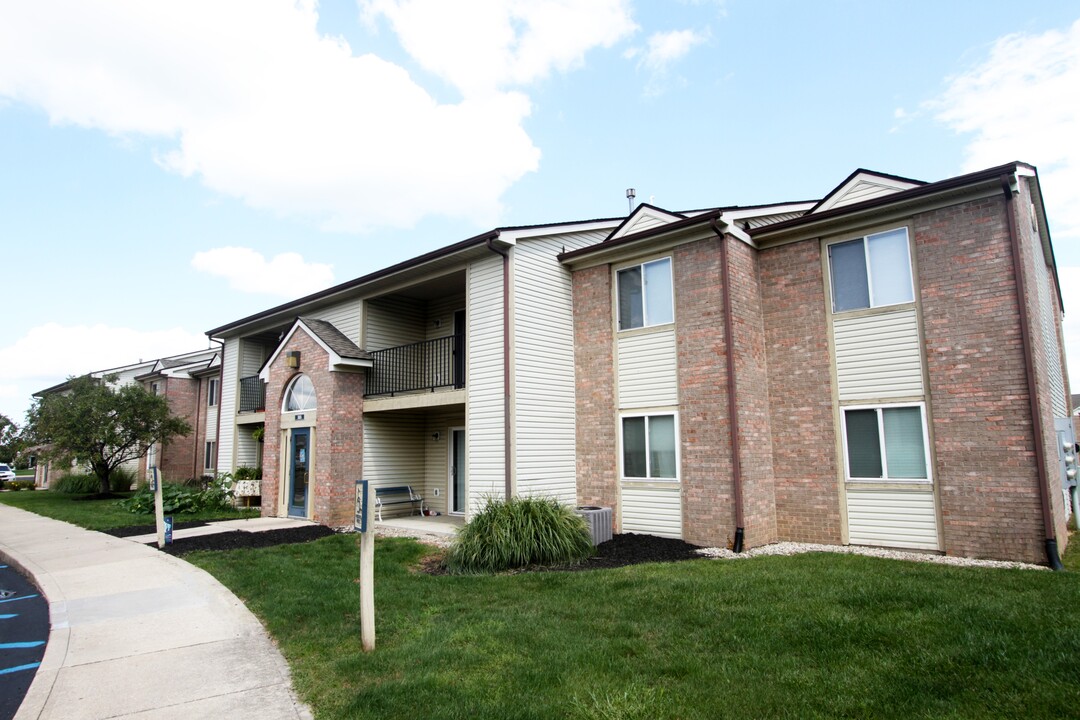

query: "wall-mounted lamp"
xmin=285 ymin=350 xmax=301 ymax=369
xmin=433 ymin=319 xmax=442 ymax=328
xmin=432 ymin=432 xmax=440 ymax=442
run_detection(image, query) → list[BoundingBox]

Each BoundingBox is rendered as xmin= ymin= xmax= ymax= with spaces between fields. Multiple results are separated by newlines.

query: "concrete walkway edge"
xmin=0 ymin=506 xmax=313 ymax=720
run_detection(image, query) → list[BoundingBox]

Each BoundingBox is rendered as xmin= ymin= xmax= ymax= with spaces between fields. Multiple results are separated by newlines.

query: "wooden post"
xmin=152 ymin=467 xmax=165 ymax=549
xmin=357 ymin=480 xmax=375 ymax=652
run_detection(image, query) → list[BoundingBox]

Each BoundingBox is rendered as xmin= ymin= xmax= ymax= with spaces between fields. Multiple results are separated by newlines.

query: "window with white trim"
xmin=828 ymin=228 xmax=914 ymax=313
xmin=617 ymin=257 xmax=674 ymax=330
xmin=208 ymin=378 xmax=219 ymax=407
xmin=204 ymin=441 xmax=216 ymax=471
xmin=842 ymin=405 xmax=929 ymax=481
xmin=622 ymin=413 xmax=678 ymax=480
xmin=282 ymin=374 xmax=317 ymax=412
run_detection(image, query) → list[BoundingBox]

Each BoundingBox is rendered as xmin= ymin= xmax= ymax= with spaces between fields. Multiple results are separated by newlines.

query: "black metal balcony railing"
xmin=238 ymin=375 xmax=266 ymax=413
xmin=366 ymin=334 xmax=464 ymax=397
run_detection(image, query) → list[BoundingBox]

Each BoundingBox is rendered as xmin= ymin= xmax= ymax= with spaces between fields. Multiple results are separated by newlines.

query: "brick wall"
xmin=759 ymin=239 xmax=842 ymax=544
xmin=573 ymin=264 xmax=619 ymax=527
xmin=915 ymin=193 xmax=1046 ymax=562
xmin=261 ymin=328 xmax=365 ymax=527
xmin=159 ymin=376 xmax=199 ymax=482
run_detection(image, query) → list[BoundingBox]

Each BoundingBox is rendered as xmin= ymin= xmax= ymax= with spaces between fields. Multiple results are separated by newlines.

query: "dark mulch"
xmin=147 ymin=525 xmax=336 ymax=555
xmin=104 ymin=522 xmax=208 ymax=538
xmin=71 ymin=492 xmax=127 ymax=501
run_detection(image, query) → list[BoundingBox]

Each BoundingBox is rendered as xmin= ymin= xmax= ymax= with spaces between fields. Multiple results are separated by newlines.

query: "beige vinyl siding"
xmin=1030 ymin=233 xmax=1068 ymax=417
xmin=308 ymin=300 xmax=361 ymax=345
xmin=365 ymin=296 xmax=425 ymax=351
xmin=846 ymin=488 xmax=939 ymax=550
xmin=217 ymin=338 xmax=240 ymax=473
xmin=363 ymin=412 xmax=426 ymax=518
xmin=425 ymin=410 xmax=466 ymax=515
xmin=425 ymin=292 xmax=466 ymax=342
xmin=621 ymin=485 xmax=682 ymax=538
xmin=834 ymin=308 xmax=923 ymax=401
xmin=514 ymin=231 xmax=606 ymax=505
xmin=240 ymin=339 xmax=267 ymax=377
xmin=466 ymin=254 xmax=506 ymax=512
xmin=745 ymin=212 xmax=808 ymax=229
xmin=618 ymin=213 xmax=670 ymax=237
xmin=617 ymin=329 xmax=678 ymax=408
xmin=829 ymin=180 xmax=907 ymax=209
xmin=205 ymin=406 xmax=218 ymax=441
xmin=235 ymin=430 xmax=259 ymax=469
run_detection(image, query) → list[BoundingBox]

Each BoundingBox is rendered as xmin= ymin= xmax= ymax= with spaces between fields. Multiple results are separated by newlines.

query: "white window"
xmin=828 ymin=228 xmax=914 ymax=313
xmin=842 ymin=405 xmax=929 ymax=482
xmin=204 ymin=441 xmax=216 ymax=471
xmin=282 ymin=374 xmax=317 ymax=412
xmin=150 ymin=382 xmax=159 ymax=395
xmin=622 ymin=413 xmax=678 ymax=480
xmin=617 ymin=257 xmax=674 ymax=330
xmin=208 ymin=378 xmax=219 ymax=407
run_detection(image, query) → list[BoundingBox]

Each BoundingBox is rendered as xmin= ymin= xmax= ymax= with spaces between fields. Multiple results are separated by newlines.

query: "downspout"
xmin=1001 ymin=174 xmax=1063 ymax=570
xmin=486 ymin=236 xmax=513 ymax=500
xmin=710 ymin=219 xmax=746 ymax=552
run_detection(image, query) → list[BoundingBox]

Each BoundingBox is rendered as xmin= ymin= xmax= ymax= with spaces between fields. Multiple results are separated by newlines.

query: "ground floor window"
xmin=204 ymin=441 xmax=216 ymax=471
xmin=842 ymin=404 xmax=929 ymax=481
xmin=622 ymin=413 xmax=678 ymax=480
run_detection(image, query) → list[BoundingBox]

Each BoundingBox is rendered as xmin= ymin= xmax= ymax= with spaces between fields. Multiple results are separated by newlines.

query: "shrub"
xmin=445 ymin=496 xmax=594 ymax=574
xmin=234 ymin=466 xmax=261 ymax=481
xmin=7 ymin=479 xmax=36 ymax=491
xmin=119 ymin=474 xmax=234 ymax=515
xmin=52 ymin=471 xmax=133 ymax=493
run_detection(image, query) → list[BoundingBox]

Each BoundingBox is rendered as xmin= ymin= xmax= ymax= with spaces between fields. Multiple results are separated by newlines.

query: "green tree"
xmin=26 ymin=374 xmax=191 ymax=494
xmin=0 ymin=414 xmax=23 ymax=464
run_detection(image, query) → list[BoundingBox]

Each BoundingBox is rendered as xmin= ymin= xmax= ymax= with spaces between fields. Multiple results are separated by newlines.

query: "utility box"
xmin=576 ymin=506 xmax=613 ymax=546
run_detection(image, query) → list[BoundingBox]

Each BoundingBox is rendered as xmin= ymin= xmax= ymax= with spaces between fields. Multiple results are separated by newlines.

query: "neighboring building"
xmin=563 ymin=161 xmax=1071 ymax=565
xmin=32 ymin=348 xmax=220 ymax=488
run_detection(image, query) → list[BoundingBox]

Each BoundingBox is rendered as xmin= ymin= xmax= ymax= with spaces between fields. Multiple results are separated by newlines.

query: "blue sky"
xmin=1 ymin=1 xmax=1078 ymax=425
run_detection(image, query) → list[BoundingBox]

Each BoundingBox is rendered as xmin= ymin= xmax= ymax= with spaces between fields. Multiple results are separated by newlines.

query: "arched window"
xmin=282 ymin=374 xmax=317 ymax=412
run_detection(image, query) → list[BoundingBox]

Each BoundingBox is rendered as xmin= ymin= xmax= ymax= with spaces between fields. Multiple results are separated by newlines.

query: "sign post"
xmin=355 ymin=480 xmax=375 ymax=652
xmin=151 ymin=467 xmax=166 ymax=549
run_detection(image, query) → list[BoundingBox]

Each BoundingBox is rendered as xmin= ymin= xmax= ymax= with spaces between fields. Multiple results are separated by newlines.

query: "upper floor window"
xmin=208 ymin=378 xmax=219 ymax=407
xmin=617 ymin=257 xmax=674 ymax=330
xmin=828 ymin=228 xmax=914 ymax=313
xmin=150 ymin=382 xmax=159 ymax=395
xmin=282 ymin=374 xmax=317 ymax=412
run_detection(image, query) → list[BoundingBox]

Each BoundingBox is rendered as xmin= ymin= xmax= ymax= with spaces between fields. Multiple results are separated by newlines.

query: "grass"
xmin=0 ymin=489 xmax=258 ymax=530
xmin=188 ymin=535 xmax=1080 ymax=720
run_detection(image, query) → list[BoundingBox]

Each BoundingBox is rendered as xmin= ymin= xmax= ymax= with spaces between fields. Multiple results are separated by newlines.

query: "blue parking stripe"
xmin=0 ymin=614 xmax=15 ymax=620
xmin=0 ymin=662 xmax=41 ymax=676
xmin=0 ymin=594 xmax=38 ymax=605
xmin=0 ymin=564 xmax=8 ymax=568
xmin=0 ymin=641 xmax=44 ymax=649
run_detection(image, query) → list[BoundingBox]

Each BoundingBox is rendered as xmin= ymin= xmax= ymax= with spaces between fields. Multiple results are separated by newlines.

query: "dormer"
xmin=809 ymin=169 xmax=926 ymax=214
xmin=607 ymin=204 xmax=687 ymax=241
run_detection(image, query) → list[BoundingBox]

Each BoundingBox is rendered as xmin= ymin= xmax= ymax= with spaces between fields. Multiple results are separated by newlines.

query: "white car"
xmin=0 ymin=464 xmax=15 ymax=484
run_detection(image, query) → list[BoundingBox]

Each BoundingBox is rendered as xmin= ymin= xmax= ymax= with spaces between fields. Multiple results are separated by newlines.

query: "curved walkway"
xmin=0 ymin=505 xmax=312 ymax=720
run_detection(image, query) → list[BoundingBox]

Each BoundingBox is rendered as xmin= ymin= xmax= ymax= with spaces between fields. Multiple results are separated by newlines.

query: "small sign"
xmin=355 ymin=480 xmax=369 ymax=533
xmin=149 ymin=466 xmax=159 ymax=492
xmin=294 ymin=414 xmax=305 ymax=421
xmin=164 ymin=516 xmax=173 ymax=544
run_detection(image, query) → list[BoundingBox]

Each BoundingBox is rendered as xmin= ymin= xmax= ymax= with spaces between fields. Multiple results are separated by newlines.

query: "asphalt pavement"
xmin=0 ymin=562 xmax=48 ymax=720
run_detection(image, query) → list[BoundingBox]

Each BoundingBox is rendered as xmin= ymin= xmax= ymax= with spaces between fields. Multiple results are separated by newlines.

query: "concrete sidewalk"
xmin=0 ymin=505 xmax=312 ymax=720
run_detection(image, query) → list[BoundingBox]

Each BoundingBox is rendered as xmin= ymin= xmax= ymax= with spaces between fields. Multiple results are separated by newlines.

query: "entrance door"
xmin=449 ymin=428 xmax=466 ymax=514
xmin=289 ymin=428 xmax=310 ymax=517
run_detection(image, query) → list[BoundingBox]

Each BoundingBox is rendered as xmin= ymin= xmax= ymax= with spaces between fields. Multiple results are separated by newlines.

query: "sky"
xmin=0 ymin=0 xmax=1079 ymax=426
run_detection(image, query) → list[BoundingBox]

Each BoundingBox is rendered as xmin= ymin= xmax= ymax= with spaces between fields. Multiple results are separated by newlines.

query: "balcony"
xmin=365 ymin=334 xmax=464 ymax=397
xmin=238 ymin=375 xmax=266 ymax=413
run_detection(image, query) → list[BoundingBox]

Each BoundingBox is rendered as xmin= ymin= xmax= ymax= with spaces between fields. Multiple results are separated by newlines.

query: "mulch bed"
xmin=558 ymin=532 xmax=706 ymax=571
xmin=104 ymin=522 xmax=208 ymax=538
xmin=146 ymin=525 xmax=336 ymax=555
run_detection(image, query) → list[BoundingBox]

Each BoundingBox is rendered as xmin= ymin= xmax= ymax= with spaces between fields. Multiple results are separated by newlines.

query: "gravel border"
xmin=373 ymin=524 xmax=456 ymax=548
xmin=696 ymin=541 xmax=1048 ymax=571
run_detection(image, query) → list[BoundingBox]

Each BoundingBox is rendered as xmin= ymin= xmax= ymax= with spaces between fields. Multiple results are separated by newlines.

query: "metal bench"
xmin=374 ymin=485 xmax=425 ymax=522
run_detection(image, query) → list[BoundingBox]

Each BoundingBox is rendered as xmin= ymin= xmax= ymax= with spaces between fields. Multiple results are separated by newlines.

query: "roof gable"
xmin=607 ymin=204 xmax=687 ymax=241
xmin=810 ymin=169 xmax=926 ymax=214
xmin=259 ymin=317 xmax=372 ymax=380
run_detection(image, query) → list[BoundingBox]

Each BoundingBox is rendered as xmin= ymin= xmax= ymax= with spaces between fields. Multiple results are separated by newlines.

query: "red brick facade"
xmin=261 ymin=327 xmax=365 ymax=527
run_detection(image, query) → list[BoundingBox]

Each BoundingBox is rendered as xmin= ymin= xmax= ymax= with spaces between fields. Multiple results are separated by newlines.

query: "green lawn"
xmin=188 ymin=535 xmax=1080 ymax=720
xmin=0 ymin=489 xmax=258 ymax=530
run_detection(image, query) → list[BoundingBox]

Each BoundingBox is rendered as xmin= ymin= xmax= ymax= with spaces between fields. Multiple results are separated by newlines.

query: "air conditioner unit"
xmin=575 ymin=506 xmax=613 ymax=546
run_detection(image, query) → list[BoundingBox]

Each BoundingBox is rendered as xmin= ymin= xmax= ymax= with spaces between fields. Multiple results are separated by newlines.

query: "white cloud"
xmin=631 ymin=28 xmax=708 ymax=97
xmin=360 ymin=0 xmax=637 ymax=97
xmin=191 ymin=247 xmax=335 ymax=298
xmin=930 ymin=19 xmax=1080 ymax=239
xmin=0 ymin=0 xmax=591 ymax=231
xmin=0 ymin=323 xmax=210 ymax=423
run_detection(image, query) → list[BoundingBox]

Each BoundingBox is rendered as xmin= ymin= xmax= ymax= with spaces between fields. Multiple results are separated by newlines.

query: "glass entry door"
xmin=289 ymin=427 xmax=310 ymax=517
xmin=450 ymin=428 xmax=466 ymax=514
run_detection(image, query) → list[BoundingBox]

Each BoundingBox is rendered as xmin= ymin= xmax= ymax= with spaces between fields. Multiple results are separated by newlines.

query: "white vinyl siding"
xmin=846 ymin=488 xmax=939 ymax=550
xmin=617 ymin=329 xmax=678 ymax=408
xmin=466 ymin=254 xmax=506 ymax=512
xmin=829 ymin=180 xmax=911 ymax=209
xmin=235 ymin=430 xmax=259 ymax=469
xmin=514 ymin=231 xmax=604 ymax=505
xmin=204 ymin=406 xmax=218 ymax=442
xmin=217 ymin=338 xmax=240 ymax=473
xmin=425 ymin=410 xmax=466 ymax=515
xmin=1030 ymin=229 xmax=1068 ymax=417
xmin=307 ymin=300 xmax=362 ymax=346
xmin=240 ymin=339 xmax=267 ymax=377
xmin=363 ymin=412 xmax=426 ymax=517
xmin=834 ymin=308 xmax=923 ymax=401
xmin=425 ymin=292 xmax=466 ymax=342
xmin=621 ymin=485 xmax=682 ymax=538
xmin=365 ymin=296 xmax=426 ymax=351
xmin=618 ymin=213 xmax=669 ymax=236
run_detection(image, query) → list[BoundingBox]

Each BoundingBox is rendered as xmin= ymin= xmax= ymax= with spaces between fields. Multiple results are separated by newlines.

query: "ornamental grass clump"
xmin=445 ymin=496 xmax=594 ymax=574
